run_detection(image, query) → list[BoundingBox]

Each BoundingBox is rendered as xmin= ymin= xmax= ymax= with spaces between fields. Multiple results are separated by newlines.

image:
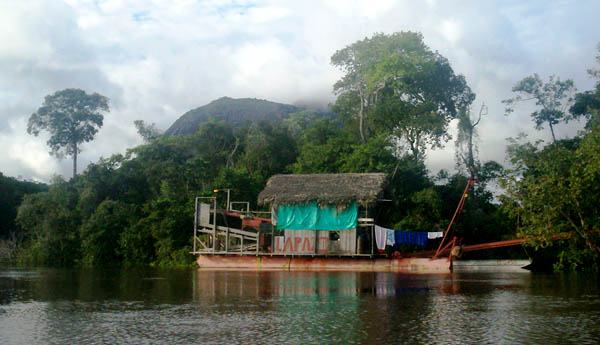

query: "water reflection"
xmin=1 ymin=267 xmax=599 ymax=344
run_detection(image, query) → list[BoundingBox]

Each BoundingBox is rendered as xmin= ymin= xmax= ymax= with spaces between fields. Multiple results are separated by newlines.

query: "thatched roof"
xmin=258 ymin=173 xmax=387 ymax=206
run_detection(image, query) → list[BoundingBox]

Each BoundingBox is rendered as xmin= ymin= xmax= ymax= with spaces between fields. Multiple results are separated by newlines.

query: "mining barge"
xmin=192 ymin=173 xmax=529 ymax=273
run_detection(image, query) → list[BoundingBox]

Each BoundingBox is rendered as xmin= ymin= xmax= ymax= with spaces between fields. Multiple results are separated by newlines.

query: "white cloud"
xmin=439 ymin=20 xmax=462 ymax=44
xmin=0 ymin=118 xmax=58 ymax=179
xmin=0 ymin=0 xmax=598 ymax=182
xmin=246 ymin=6 xmax=290 ymax=23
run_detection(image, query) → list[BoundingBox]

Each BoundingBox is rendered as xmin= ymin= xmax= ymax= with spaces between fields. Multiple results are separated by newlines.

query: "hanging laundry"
xmin=428 ymin=231 xmax=444 ymax=239
xmin=386 ymin=229 xmax=395 ymax=246
xmin=374 ymin=225 xmax=387 ymax=250
xmin=394 ymin=231 xmax=428 ymax=247
xmin=415 ymin=232 xmax=428 ymax=246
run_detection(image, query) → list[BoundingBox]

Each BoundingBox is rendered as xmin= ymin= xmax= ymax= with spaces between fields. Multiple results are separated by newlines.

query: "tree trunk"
xmin=467 ymin=126 xmax=474 ymax=170
xmin=549 ymin=122 xmax=557 ymax=143
xmin=72 ymin=142 xmax=77 ymax=178
xmin=358 ymin=92 xmax=366 ymax=142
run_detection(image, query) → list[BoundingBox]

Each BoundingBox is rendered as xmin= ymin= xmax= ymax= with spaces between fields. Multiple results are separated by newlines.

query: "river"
xmin=1 ymin=266 xmax=599 ymax=344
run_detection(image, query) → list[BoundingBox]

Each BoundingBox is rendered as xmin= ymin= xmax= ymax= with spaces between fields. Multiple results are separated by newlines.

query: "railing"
xmin=192 ymin=198 xmax=260 ymax=255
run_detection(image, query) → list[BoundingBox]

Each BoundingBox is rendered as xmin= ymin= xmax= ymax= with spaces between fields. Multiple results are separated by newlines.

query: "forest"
xmin=1 ymin=32 xmax=599 ymax=271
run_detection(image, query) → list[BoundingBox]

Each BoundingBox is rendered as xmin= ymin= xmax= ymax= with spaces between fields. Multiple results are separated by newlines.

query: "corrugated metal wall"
xmin=274 ymin=229 xmax=357 ymax=255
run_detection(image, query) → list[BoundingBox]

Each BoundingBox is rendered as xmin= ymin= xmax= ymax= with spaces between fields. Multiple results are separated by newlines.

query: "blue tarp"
xmin=277 ymin=201 xmax=357 ymax=230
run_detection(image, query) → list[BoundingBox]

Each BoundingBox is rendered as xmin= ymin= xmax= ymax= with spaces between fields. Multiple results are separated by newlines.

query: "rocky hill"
xmin=165 ymin=97 xmax=318 ymax=136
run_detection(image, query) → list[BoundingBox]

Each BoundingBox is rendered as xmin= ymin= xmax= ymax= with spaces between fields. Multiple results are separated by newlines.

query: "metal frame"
xmin=193 ymin=197 xmax=260 ymax=256
xmin=193 ymin=197 xmax=217 ymax=254
xmin=229 ymin=201 xmax=250 ymax=214
xmin=193 ymin=196 xmax=379 ymax=258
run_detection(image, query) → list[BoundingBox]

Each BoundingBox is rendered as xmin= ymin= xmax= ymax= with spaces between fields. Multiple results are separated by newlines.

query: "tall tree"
xmin=332 ymin=32 xmax=473 ymax=159
xmin=455 ymin=103 xmax=486 ymax=172
xmin=331 ymin=33 xmax=390 ymax=142
xmin=28 ymin=89 xmax=109 ymax=178
xmin=503 ymin=74 xmax=576 ymax=143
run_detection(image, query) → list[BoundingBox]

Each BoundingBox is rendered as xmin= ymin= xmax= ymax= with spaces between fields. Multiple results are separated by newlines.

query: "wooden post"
xmin=371 ymin=225 xmax=374 ymax=256
xmin=271 ymin=224 xmax=275 ymax=255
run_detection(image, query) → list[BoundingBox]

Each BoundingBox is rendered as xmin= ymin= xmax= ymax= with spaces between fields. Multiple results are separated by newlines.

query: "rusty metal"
xmin=197 ymin=254 xmax=451 ymax=273
xmin=433 ymin=174 xmax=475 ymax=259
xmin=412 ymin=232 xmax=582 ymax=258
xmin=461 ymin=232 xmax=577 ymax=252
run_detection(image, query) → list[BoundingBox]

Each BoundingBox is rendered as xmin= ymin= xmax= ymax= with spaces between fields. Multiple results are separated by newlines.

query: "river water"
xmin=1 ymin=266 xmax=599 ymax=344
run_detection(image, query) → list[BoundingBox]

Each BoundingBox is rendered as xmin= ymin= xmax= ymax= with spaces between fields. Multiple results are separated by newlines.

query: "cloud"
xmin=0 ymin=0 xmax=598 ymax=182
xmin=0 ymin=117 xmax=59 ymax=180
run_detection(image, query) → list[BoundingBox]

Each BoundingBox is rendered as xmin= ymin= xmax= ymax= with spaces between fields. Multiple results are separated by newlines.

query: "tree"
xmin=331 ymin=33 xmax=389 ymax=142
xmin=503 ymin=74 xmax=576 ymax=143
xmin=241 ymin=121 xmax=297 ymax=181
xmin=571 ymin=43 xmax=600 ymax=127
xmin=28 ymin=88 xmax=110 ymax=178
xmin=571 ymin=88 xmax=600 ymax=127
xmin=455 ymin=103 xmax=486 ymax=172
xmin=0 ymin=173 xmax=47 ymax=239
xmin=16 ymin=176 xmax=81 ymax=266
xmin=332 ymin=32 xmax=473 ymax=160
xmin=291 ymin=118 xmax=355 ymax=173
xmin=499 ymin=128 xmax=600 ymax=271
xmin=134 ymin=120 xmax=163 ymax=143
xmin=80 ymin=199 xmax=132 ymax=266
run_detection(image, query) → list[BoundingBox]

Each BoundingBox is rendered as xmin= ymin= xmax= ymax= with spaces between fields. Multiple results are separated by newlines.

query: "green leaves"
xmin=16 ymin=178 xmax=81 ymax=266
xmin=332 ymin=32 xmax=472 ymax=158
xmin=80 ymin=200 xmax=133 ymax=267
xmin=503 ymin=74 xmax=576 ymax=142
xmin=500 ymin=127 xmax=600 ymax=270
xmin=27 ymin=88 xmax=110 ymax=176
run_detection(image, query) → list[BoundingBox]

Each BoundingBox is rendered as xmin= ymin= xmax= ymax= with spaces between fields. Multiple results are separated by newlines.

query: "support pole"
xmin=226 ymin=189 xmax=230 ymax=212
xmin=371 ymin=225 xmax=374 ymax=256
xmin=212 ymin=197 xmax=217 ymax=253
xmin=225 ymin=211 xmax=229 ymax=253
xmin=193 ymin=197 xmax=198 ymax=254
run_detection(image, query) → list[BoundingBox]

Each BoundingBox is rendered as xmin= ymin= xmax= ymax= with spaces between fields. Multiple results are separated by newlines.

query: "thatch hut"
xmin=258 ymin=173 xmax=387 ymax=255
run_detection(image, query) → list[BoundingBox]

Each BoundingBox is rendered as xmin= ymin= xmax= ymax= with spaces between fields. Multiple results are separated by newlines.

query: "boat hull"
xmin=197 ymin=255 xmax=451 ymax=273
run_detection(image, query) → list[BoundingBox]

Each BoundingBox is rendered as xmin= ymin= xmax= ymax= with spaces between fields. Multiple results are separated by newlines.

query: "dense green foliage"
xmin=331 ymin=31 xmax=473 ymax=160
xmin=500 ymin=50 xmax=600 ymax=271
xmin=15 ymin=121 xmax=268 ymax=267
xmin=15 ymin=114 xmax=506 ymax=267
xmin=500 ymin=127 xmax=600 ymax=270
xmin=0 ymin=173 xmax=47 ymax=239
xmin=7 ymin=33 xmax=599 ymax=271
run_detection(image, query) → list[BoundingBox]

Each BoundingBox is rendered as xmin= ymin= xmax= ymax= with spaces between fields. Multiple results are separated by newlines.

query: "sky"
xmin=1 ymin=0 xmax=598 ymax=182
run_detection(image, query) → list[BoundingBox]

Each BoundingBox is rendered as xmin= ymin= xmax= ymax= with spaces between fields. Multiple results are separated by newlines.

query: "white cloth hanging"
xmin=428 ymin=231 xmax=444 ymax=239
xmin=375 ymin=225 xmax=387 ymax=250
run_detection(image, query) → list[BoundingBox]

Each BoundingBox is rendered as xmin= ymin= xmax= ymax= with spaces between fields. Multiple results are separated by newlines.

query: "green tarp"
xmin=277 ymin=201 xmax=357 ymax=230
